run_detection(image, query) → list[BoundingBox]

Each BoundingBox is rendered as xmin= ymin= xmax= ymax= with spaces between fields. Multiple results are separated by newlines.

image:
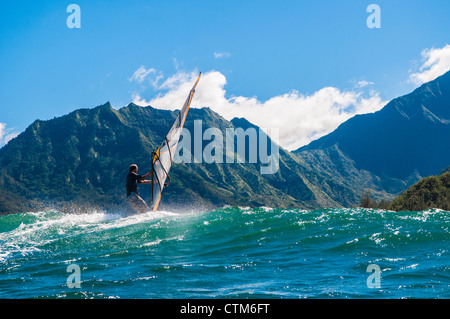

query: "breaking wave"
xmin=0 ymin=207 xmax=448 ymax=298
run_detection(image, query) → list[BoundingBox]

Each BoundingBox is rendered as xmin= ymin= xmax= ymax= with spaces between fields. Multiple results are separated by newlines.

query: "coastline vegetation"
xmin=360 ymin=169 xmax=450 ymax=211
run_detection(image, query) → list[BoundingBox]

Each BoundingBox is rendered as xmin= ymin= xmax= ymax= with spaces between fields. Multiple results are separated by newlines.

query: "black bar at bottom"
xmin=0 ymin=298 xmax=443 ymax=318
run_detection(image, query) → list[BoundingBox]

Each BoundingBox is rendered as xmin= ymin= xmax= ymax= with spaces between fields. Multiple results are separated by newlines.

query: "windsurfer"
xmin=126 ymin=164 xmax=151 ymax=214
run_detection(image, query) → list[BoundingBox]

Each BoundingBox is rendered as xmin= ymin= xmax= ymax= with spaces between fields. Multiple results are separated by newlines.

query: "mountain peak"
xmin=126 ymin=102 xmax=140 ymax=108
xmin=296 ymin=70 xmax=450 ymax=187
xmin=94 ymin=101 xmax=112 ymax=110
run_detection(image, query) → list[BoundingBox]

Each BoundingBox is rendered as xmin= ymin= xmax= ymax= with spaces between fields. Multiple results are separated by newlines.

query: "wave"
xmin=0 ymin=207 xmax=448 ymax=298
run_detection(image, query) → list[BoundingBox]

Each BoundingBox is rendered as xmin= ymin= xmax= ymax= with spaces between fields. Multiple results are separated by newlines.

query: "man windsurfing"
xmin=126 ymin=164 xmax=151 ymax=214
xmin=128 ymin=72 xmax=201 ymax=213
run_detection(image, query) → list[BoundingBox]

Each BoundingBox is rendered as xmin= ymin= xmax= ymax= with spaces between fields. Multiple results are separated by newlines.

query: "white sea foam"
xmin=0 ymin=209 xmax=184 ymax=262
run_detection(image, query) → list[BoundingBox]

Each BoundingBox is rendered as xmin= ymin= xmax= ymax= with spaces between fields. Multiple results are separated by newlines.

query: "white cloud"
xmin=355 ymin=80 xmax=374 ymax=88
xmin=129 ymin=65 xmax=154 ymax=83
xmin=0 ymin=123 xmax=5 ymax=140
xmin=214 ymin=52 xmax=231 ymax=59
xmin=133 ymin=70 xmax=386 ymax=151
xmin=409 ymin=44 xmax=450 ymax=85
xmin=0 ymin=123 xmax=19 ymax=147
xmin=129 ymin=65 xmax=163 ymax=87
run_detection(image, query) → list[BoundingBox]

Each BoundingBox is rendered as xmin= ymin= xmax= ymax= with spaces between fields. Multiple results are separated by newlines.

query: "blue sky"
xmin=1 ymin=0 xmax=450 ymax=149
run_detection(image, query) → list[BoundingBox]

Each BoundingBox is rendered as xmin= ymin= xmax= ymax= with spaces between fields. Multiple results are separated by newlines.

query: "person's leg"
xmin=128 ymin=193 xmax=148 ymax=214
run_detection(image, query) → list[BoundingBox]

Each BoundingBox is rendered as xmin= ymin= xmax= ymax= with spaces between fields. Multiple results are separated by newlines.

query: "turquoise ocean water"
xmin=0 ymin=207 xmax=448 ymax=299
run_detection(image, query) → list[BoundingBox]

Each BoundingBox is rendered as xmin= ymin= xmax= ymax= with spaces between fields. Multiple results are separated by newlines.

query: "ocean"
xmin=0 ymin=207 xmax=448 ymax=299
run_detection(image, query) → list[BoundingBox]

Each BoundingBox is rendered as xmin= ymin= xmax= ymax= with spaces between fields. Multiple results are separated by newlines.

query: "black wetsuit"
xmin=126 ymin=172 xmax=144 ymax=197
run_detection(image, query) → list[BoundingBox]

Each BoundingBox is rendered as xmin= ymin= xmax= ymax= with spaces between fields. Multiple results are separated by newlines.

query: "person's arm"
xmin=142 ymin=172 xmax=151 ymax=180
xmin=137 ymin=172 xmax=152 ymax=183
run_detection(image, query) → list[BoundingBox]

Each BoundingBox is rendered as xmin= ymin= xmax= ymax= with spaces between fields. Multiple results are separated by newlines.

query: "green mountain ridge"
xmin=1 ymin=71 xmax=449 ymax=215
xmin=295 ymin=70 xmax=450 ymax=202
xmin=0 ymin=102 xmax=346 ymax=214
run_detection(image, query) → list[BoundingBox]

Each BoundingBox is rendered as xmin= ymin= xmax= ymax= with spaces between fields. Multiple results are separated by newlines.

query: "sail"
xmin=150 ymin=73 xmax=201 ymax=211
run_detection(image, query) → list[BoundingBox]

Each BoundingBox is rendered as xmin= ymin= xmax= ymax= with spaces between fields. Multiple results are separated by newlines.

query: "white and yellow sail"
xmin=150 ymin=73 xmax=201 ymax=212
